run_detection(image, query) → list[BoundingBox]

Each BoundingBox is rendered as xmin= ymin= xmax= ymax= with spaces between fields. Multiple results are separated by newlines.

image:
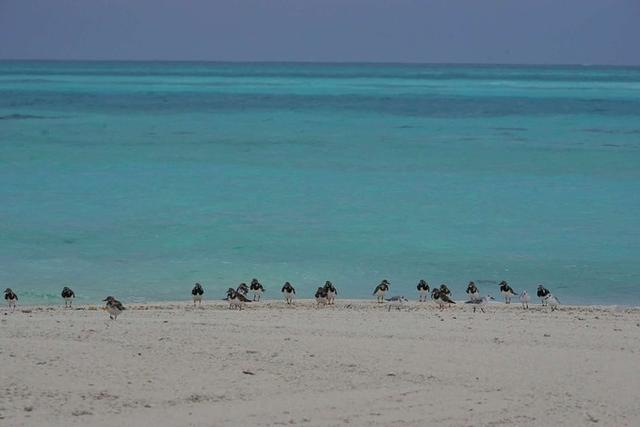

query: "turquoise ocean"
xmin=1 ymin=61 xmax=639 ymax=305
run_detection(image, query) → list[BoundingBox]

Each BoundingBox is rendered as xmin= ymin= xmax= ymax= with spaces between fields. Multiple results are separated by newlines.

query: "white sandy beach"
xmin=1 ymin=299 xmax=639 ymax=426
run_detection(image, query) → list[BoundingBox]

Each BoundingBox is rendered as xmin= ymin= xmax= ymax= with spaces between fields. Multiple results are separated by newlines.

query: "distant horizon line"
xmin=1 ymin=58 xmax=639 ymax=68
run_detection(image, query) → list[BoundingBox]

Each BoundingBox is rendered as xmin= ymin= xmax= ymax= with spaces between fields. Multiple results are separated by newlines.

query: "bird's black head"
xmin=103 ymin=296 xmax=115 ymax=302
xmin=4 ymin=288 xmax=12 ymax=294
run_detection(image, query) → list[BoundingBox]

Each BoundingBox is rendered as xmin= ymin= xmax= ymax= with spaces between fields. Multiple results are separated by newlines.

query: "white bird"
xmin=544 ymin=294 xmax=560 ymax=311
xmin=465 ymin=295 xmax=494 ymax=313
xmin=386 ymin=296 xmax=408 ymax=311
xmin=519 ymin=290 xmax=530 ymax=309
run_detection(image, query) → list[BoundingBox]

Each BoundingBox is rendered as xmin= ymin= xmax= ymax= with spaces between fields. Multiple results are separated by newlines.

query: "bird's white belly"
xmin=375 ymin=290 xmax=385 ymax=297
xmin=193 ymin=295 xmax=202 ymax=302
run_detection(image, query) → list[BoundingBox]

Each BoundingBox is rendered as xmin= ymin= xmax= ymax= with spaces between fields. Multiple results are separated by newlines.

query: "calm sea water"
xmin=1 ymin=61 xmax=639 ymax=305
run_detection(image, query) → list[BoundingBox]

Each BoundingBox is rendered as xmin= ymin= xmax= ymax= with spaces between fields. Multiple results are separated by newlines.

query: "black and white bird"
xmin=236 ymin=283 xmax=249 ymax=296
xmin=4 ymin=288 xmax=18 ymax=312
xmin=465 ymin=295 xmax=494 ymax=313
xmin=432 ymin=288 xmax=456 ymax=309
xmin=519 ymin=290 xmax=530 ymax=309
xmin=544 ymin=293 xmax=560 ymax=311
xmin=226 ymin=288 xmax=251 ymax=310
xmin=61 ymin=286 xmax=75 ymax=308
xmin=499 ymin=281 xmax=516 ymax=304
xmin=373 ymin=280 xmax=390 ymax=303
xmin=417 ymin=280 xmax=430 ymax=302
xmin=537 ymin=284 xmax=550 ymax=305
xmin=466 ymin=281 xmax=480 ymax=302
xmin=281 ymin=282 xmax=296 ymax=304
xmin=323 ymin=281 xmax=337 ymax=305
xmin=103 ymin=296 xmax=125 ymax=320
xmin=191 ymin=283 xmax=204 ymax=307
xmin=386 ymin=295 xmax=408 ymax=311
xmin=249 ymin=278 xmax=265 ymax=301
xmin=439 ymin=284 xmax=452 ymax=297
xmin=315 ymin=286 xmax=328 ymax=306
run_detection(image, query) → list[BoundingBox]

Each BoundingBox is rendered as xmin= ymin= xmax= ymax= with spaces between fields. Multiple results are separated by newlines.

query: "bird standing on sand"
xmin=386 ymin=295 xmax=408 ymax=311
xmin=281 ymin=282 xmax=295 ymax=304
xmin=103 ymin=296 xmax=125 ymax=320
xmin=226 ymin=288 xmax=251 ymax=310
xmin=249 ymin=278 xmax=265 ymax=301
xmin=417 ymin=280 xmax=430 ymax=302
xmin=439 ymin=284 xmax=452 ymax=297
xmin=236 ymin=283 xmax=249 ymax=296
xmin=432 ymin=288 xmax=455 ymax=309
xmin=323 ymin=281 xmax=337 ymax=305
xmin=519 ymin=290 xmax=530 ymax=309
xmin=373 ymin=280 xmax=390 ymax=303
xmin=61 ymin=286 xmax=75 ymax=308
xmin=537 ymin=285 xmax=550 ymax=305
xmin=544 ymin=293 xmax=560 ymax=311
xmin=466 ymin=281 xmax=480 ymax=302
xmin=465 ymin=295 xmax=494 ymax=313
xmin=315 ymin=286 xmax=328 ymax=307
xmin=499 ymin=281 xmax=516 ymax=304
xmin=4 ymin=288 xmax=18 ymax=312
xmin=191 ymin=283 xmax=204 ymax=307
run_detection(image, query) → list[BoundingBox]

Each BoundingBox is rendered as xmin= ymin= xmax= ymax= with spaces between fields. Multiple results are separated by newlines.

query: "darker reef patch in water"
xmin=583 ymin=128 xmax=640 ymax=135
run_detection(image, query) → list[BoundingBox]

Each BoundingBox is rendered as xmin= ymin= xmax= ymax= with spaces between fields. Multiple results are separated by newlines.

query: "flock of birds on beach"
xmin=4 ymin=279 xmax=561 ymax=319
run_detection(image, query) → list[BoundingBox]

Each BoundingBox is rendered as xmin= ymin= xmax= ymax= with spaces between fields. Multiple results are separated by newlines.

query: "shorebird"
xmin=537 ymin=284 xmax=550 ymax=305
xmin=386 ymin=296 xmax=408 ymax=311
xmin=315 ymin=286 xmax=328 ymax=307
xmin=323 ymin=281 xmax=337 ymax=305
xmin=236 ymin=283 xmax=249 ymax=296
xmin=61 ymin=286 xmax=75 ymax=308
xmin=191 ymin=283 xmax=204 ymax=307
xmin=499 ymin=281 xmax=516 ymax=304
xmin=544 ymin=293 xmax=560 ymax=312
xmin=373 ymin=280 xmax=390 ymax=303
xmin=465 ymin=295 xmax=494 ymax=313
xmin=4 ymin=288 xmax=18 ymax=312
xmin=226 ymin=288 xmax=250 ymax=310
xmin=432 ymin=288 xmax=455 ymax=309
xmin=103 ymin=296 xmax=125 ymax=320
xmin=417 ymin=280 xmax=430 ymax=302
xmin=249 ymin=278 xmax=265 ymax=301
xmin=439 ymin=284 xmax=452 ymax=298
xmin=519 ymin=290 xmax=530 ymax=309
xmin=466 ymin=281 xmax=480 ymax=302
xmin=281 ymin=282 xmax=295 ymax=304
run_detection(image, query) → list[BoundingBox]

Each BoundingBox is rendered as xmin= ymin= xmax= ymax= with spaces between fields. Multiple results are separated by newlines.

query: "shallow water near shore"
xmin=1 ymin=61 xmax=639 ymax=305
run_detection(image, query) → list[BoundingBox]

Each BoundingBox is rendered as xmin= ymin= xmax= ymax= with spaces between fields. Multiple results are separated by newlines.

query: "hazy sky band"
xmin=0 ymin=0 xmax=639 ymax=65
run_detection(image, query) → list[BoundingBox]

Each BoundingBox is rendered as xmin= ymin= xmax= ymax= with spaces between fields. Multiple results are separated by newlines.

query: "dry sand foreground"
xmin=1 ymin=299 xmax=639 ymax=426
